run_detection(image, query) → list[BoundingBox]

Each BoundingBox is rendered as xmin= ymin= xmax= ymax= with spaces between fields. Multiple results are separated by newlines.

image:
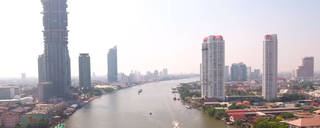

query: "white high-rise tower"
xmin=262 ymin=34 xmax=278 ymax=100
xmin=201 ymin=35 xmax=225 ymax=100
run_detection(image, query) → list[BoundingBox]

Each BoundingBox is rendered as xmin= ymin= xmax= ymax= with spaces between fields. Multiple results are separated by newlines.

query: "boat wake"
xmin=172 ymin=120 xmax=180 ymax=128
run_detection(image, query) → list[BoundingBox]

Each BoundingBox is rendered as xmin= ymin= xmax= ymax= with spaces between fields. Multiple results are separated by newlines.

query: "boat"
xmin=186 ymin=106 xmax=191 ymax=109
xmin=172 ymin=121 xmax=180 ymax=128
xmin=138 ymin=89 xmax=143 ymax=94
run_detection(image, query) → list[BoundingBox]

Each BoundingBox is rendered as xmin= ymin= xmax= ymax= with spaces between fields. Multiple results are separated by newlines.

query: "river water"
xmin=65 ymin=78 xmax=227 ymax=128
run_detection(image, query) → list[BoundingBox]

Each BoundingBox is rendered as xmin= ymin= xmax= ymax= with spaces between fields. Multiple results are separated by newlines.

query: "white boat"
xmin=172 ymin=121 xmax=180 ymax=128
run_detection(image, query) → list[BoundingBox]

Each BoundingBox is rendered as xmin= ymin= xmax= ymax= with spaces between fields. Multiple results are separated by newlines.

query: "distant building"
xmin=37 ymin=0 xmax=71 ymax=101
xmin=163 ymin=68 xmax=168 ymax=76
xmin=201 ymin=35 xmax=225 ymax=100
xmin=79 ymin=53 xmax=91 ymax=88
xmin=224 ymin=66 xmax=230 ymax=82
xmin=262 ymin=34 xmax=278 ymax=100
xmin=296 ymin=57 xmax=314 ymax=81
xmin=247 ymin=67 xmax=251 ymax=80
xmin=0 ymin=86 xmax=20 ymax=100
xmin=251 ymin=69 xmax=261 ymax=80
xmin=154 ymin=70 xmax=159 ymax=81
xmin=21 ymin=73 xmax=26 ymax=80
xmin=108 ymin=46 xmax=118 ymax=83
xmin=231 ymin=63 xmax=247 ymax=81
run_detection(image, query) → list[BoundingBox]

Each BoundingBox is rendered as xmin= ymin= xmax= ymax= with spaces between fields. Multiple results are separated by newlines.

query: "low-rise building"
xmin=286 ymin=116 xmax=320 ymax=128
xmin=1 ymin=112 xmax=20 ymax=128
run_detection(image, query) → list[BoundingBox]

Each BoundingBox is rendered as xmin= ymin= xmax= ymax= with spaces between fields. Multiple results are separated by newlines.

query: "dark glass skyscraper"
xmin=79 ymin=53 xmax=91 ymax=88
xmin=108 ymin=46 xmax=118 ymax=83
xmin=231 ymin=63 xmax=247 ymax=81
xmin=38 ymin=0 xmax=71 ymax=101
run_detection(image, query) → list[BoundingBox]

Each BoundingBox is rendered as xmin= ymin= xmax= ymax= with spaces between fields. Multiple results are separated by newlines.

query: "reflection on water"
xmin=65 ymin=78 xmax=226 ymax=128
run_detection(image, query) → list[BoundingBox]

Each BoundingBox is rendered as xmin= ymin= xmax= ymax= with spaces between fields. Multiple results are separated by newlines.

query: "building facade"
xmin=262 ymin=34 xmax=278 ymax=100
xmin=231 ymin=63 xmax=247 ymax=81
xmin=108 ymin=46 xmax=118 ymax=83
xmin=79 ymin=53 xmax=91 ymax=88
xmin=296 ymin=57 xmax=314 ymax=81
xmin=38 ymin=0 xmax=71 ymax=101
xmin=0 ymin=86 xmax=20 ymax=100
xmin=201 ymin=35 xmax=225 ymax=100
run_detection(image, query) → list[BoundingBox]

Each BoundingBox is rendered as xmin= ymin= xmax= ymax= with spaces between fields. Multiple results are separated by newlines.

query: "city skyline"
xmin=0 ymin=0 xmax=320 ymax=78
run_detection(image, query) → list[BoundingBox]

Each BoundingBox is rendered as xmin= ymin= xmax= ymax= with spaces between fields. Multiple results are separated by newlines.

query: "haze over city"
xmin=0 ymin=0 xmax=319 ymax=78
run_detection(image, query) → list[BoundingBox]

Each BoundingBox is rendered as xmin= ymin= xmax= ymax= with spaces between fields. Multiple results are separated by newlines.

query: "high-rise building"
xmin=251 ymin=69 xmax=261 ymax=80
xmin=21 ymin=73 xmax=26 ymax=80
xmin=262 ymin=34 xmax=278 ymax=100
xmin=224 ymin=66 xmax=230 ymax=82
xmin=296 ymin=57 xmax=314 ymax=81
xmin=231 ymin=63 xmax=247 ymax=81
xmin=247 ymin=66 xmax=251 ymax=81
xmin=79 ymin=53 xmax=91 ymax=89
xmin=38 ymin=0 xmax=71 ymax=101
xmin=201 ymin=35 xmax=225 ymax=100
xmin=108 ymin=46 xmax=118 ymax=83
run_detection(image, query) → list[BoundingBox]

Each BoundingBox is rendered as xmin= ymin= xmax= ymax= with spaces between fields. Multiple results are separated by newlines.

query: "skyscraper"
xmin=38 ymin=0 xmax=71 ymax=101
xmin=79 ymin=53 xmax=91 ymax=89
xmin=296 ymin=57 xmax=314 ymax=81
xmin=224 ymin=66 xmax=230 ymax=82
xmin=108 ymin=46 xmax=118 ymax=83
xmin=262 ymin=34 xmax=278 ymax=100
xmin=201 ymin=35 xmax=225 ymax=100
xmin=231 ymin=63 xmax=247 ymax=81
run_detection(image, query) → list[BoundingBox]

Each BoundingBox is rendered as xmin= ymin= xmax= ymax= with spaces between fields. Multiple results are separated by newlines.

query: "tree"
xmin=214 ymin=109 xmax=227 ymax=120
xmin=228 ymin=103 xmax=250 ymax=110
xmin=253 ymin=117 xmax=288 ymax=128
xmin=276 ymin=116 xmax=283 ymax=121
xmin=280 ymin=112 xmax=295 ymax=119
xmin=234 ymin=120 xmax=244 ymax=128
xmin=295 ymin=103 xmax=302 ymax=107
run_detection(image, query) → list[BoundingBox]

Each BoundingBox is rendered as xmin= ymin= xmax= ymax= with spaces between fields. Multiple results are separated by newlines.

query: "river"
xmin=65 ymin=77 xmax=227 ymax=128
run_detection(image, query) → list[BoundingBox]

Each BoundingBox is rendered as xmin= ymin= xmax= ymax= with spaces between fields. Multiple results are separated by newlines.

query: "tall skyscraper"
xmin=201 ymin=35 xmax=225 ymax=100
xmin=231 ymin=63 xmax=247 ymax=81
xmin=108 ymin=46 xmax=118 ymax=83
xmin=262 ymin=34 xmax=278 ymax=100
xmin=38 ymin=0 xmax=71 ymax=101
xmin=79 ymin=53 xmax=91 ymax=89
xmin=296 ymin=57 xmax=314 ymax=81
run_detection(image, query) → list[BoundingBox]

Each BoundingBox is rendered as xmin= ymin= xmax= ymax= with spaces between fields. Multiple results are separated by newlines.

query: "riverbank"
xmin=175 ymin=81 xmax=229 ymax=125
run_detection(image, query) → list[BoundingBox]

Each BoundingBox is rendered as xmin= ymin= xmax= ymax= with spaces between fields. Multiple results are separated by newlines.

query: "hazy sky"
xmin=0 ymin=0 xmax=319 ymax=78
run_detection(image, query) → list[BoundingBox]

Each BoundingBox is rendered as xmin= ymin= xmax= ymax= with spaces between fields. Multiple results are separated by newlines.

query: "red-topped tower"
xmin=201 ymin=35 xmax=225 ymax=100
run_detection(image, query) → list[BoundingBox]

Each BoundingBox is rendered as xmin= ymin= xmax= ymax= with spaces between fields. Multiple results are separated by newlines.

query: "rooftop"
xmin=286 ymin=116 xmax=320 ymax=127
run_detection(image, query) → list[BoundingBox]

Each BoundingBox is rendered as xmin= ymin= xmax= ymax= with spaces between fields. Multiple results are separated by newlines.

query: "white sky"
xmin=0 ymin=0 xmax=319 ymax=78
